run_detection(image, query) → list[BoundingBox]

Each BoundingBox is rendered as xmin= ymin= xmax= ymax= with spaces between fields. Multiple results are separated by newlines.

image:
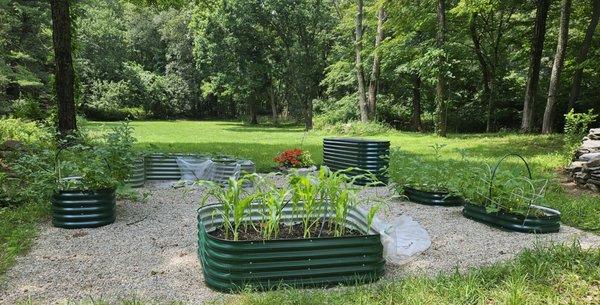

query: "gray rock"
xmin=579 ymin=152 xmax=600 ymax=161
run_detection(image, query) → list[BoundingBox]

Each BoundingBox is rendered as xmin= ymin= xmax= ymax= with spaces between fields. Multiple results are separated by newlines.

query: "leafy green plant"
xmin=389 ymin=144 xmax=468 ymax=194
xmin=199 ymin=167 xmax=387 ymax=241
xmin=200 ymin=175 xmax=258 ymax=241
xmin=55 ymin=122 xmax=137 ymax=191
xmin=563 ymin=109 xmax=597 ymax=162
xmin=459 ymin=158 xmax=549 ymax=217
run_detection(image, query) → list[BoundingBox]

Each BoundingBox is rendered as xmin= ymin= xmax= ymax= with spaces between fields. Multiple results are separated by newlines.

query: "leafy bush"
xmin=563 ymin=109 xmax=597 ymax=161
xmin=460 ymin=160 xmax=550 ymax=217
xmin=82 ymin=80 xmax=146 ymax=121
xmin=315 ymin=120 xmax=391 ymax=136
xmin=0 ymin=117 xmax=52 ymax=144
xmin=56 ymin=122 xmax=137 ymax=191
xmin=274 ymin=148 xmax=314 ymax=168
xmin=10 ymin=98 xmax=47 ymax=121
xmin=389 ymin=144 xmax=470 ymax=194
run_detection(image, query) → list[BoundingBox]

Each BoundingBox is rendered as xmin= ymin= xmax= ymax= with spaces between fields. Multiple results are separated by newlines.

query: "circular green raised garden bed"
xmin=462 ymin=203 xmax=560 ymax=233
xmin=403 ymin=187 xmax=465 ymax=206
xmin=125 ymin=157 xmax=145 ymax=188
xmin=51 ymin=189 xmax=116 ymax=229
xmin=197 ymin=203 xmax=384 ymax=292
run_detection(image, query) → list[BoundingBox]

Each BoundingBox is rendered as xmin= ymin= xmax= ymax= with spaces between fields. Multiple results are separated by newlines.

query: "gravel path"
xmin=1 ymin=179 xmax=599 ymax=304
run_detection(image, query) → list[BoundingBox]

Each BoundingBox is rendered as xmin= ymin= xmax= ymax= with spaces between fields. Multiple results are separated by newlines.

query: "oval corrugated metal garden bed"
xmin=403 ymin=187 xmax=465 ymax=206
xmin=125 ymin=157 xmax=145 ymax=188
xmin=323 ymin=138 xmax=390 ymax=186
xmin=197 ymin=203 xmax=384 ymax=292
xmin=462 ymin=203 xmax=561 ymax=233
xmin=51 ymin=189 xmax=116 ymax=229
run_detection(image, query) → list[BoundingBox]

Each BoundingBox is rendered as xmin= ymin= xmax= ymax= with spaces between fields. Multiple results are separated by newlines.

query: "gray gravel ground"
xmin=1 ymin=178 xmax=599 ymax=304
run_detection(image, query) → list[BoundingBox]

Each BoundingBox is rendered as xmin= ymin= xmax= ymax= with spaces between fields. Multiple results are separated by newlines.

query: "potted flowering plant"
xmin=274 ymin=148 xmax=315 ymax=172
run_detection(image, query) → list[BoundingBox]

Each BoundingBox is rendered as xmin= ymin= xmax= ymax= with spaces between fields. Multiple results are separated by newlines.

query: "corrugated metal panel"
xmin=462 ymin=203 xmax=561 ymax=233
xmin=197 ymin=203 xmax=385 ymax=292
xmin=212 ymin=160 xmax=256 ymax=186
xmin=404 ymin=187 xmax=465 ymax=206
xmin=323 ymin=138 xmax=390 ymax=186
xmin=145 ymin=153 xmax=208 ymax=180
xmin=51 ymin=189 xmax=116 ymax=229
xmin=125 ymin=158 xmax=145 ymax=188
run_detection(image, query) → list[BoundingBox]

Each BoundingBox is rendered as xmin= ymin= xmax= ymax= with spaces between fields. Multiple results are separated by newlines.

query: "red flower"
xmin=274 ymin=148 xmax=305 ymax=168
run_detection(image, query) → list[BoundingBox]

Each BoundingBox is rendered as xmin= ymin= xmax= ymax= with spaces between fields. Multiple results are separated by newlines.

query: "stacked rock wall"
xmin=568 ymin=128 xmax=600 ymax=192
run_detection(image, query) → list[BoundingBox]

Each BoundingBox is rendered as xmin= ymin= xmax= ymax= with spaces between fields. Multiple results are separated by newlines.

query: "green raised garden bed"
xmin=403 ymin=187 xmax=465 ymax=206
xmin=462 ymin=203 xmax=561 ymax=233
xmin=51 ymin=189 xmax=116 ymax=229
xmin=125 ymin=157 xmax=145 ymax=188
xmin=197 ymin=203 xmax=385 ymax=292
xmin=323 ymin=138 xmax=390 ymax=186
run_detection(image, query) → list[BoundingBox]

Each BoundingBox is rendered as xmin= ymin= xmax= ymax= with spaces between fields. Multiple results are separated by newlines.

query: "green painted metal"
xmin=125 ymin=157 xmax=145 ymax=188
xmin=145 ymin=153 xmax=206 ymax=180
xmin=323 ymin=138 xmax=390 ymax=186
xmin=212 ymin=160 xmax=255 ymax=186
xmin=462 ymin=203 xmax=561 ymax=233
xmin=197 ymin=203 xmax=385 ymax=292
xmin=51 ymin=189 xmax=116 ymax=229
xmin=404 ymin=187 xmax=465 ymax=206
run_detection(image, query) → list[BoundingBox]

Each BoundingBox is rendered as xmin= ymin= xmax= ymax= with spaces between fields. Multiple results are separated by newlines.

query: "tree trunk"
xmin=521 ymin=0 xmax=551 ymax=133
xmin=355 ymin=0 xmax=368 ymax=123
xmin=542 ymin=0 xmax=572 ymax=134
xmin=50 ymin=0 xmax=77 ymax=137
xmin=435 ymin=0 xmax=447 ymax=137
xmin=566 ymin=0 xmax=600 ymax=110
xmin=268 ymin=79 xmax=278 ymax=124
xmin=305 ymin=99 xmax=313 ymax=130
xmin=368 ymin=7 xmax=386 ymax=120
xmin=469 ymin=14 xmax=495 ymax=132
xmin=411 ymin=74 xmax=423 ymax=132
xmin=249 ymin=98 xmax=258 ymax=125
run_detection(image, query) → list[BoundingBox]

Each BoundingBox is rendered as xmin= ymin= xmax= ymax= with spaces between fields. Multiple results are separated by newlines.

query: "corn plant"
xmin=199 ymin=175 xmax=257 ymax=241
xmin=289 ymin=169 xmax=324 ymax=238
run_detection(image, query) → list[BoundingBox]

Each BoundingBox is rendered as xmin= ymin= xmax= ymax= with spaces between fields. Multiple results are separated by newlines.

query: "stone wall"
xmin=568 ymin=128 xmax=600 ymax=192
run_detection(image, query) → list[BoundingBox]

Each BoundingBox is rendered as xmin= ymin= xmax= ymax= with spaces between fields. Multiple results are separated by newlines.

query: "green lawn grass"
xmin=87 ymin=120 xmax=599 ymax=232
xmin=0 ymin=202 xmax=49 ymax=276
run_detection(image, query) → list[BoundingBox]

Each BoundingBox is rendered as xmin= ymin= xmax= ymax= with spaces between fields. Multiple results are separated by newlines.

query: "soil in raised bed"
xmin=209 ymin=220 xmax=365 ymax=241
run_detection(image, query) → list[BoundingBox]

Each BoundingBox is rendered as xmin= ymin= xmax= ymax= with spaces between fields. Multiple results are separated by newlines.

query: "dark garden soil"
xmin=209 ymin=220 xmax=365 ymax=241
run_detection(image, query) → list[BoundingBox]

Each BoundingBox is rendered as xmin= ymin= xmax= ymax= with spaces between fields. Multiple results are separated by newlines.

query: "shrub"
xmin=10 ymin=98 xmax=47 ymax=121
xmin=83 ymin=80 xmax=138 ymax=121
xmin=0 ymin=117 xmax=52 ymax=144
xmin=315 ymin=120 xmax=391 ymax=136
xmin=563 ymin=109 xmax=597 ymax=161
xmin=274 ymin=148 xmax=314 ymax=168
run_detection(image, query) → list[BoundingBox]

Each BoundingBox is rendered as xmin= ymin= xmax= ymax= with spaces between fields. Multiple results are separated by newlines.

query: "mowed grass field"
xmin=87 ymin=120 xmax=565 ymax=173
xmin=87 ymin=120 xmax=600 ymax=232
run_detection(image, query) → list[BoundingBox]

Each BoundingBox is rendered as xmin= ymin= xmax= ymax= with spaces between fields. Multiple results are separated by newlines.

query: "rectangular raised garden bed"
xmin=323 ymin=138 xmax=390 ymax=185
xmin=197 ymin=203 xmax=385 ymax=292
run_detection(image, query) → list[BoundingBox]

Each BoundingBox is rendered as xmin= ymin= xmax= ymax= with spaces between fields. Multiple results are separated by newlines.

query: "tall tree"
xmin=411 ymin=74 xmax=423 ymax=132
xmin=520 ymin=0 xmax=550 ymax=133
xmin=50 ymin=0 xmax=77 ymax=136
xmin=542 ymin=0 xmax=572 ymax=133
xmin=355 ymin=0 xmax=369 ymax=123
xmin=435 ymin=0 xmax=447 ymax=137
xmin=567 ymin=0 xmax=600 ymax=110
xmin=464 ymin=1 xmax=516 ymax=133
xmin=367 ymin=7 xmax=387 ymax=120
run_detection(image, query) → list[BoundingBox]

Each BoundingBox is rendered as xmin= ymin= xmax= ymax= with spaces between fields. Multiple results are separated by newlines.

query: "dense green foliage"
xmin=2 ymin=0 xmax=599 ymax=131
